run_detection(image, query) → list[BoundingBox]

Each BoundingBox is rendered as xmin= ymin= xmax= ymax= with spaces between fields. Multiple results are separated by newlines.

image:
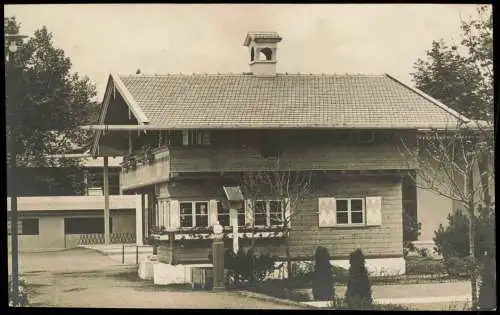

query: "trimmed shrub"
xmin=312 ymin=246 xmax=334 ymax=301
xmin=345 ymin=249 xmax=372 ymax=308
xmin=479 ymin=256 xmax=496 ymax=311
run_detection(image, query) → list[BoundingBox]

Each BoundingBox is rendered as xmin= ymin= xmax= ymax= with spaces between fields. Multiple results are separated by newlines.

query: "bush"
xmin=345 ymin=249 xmax=372 ymax=307
xmin=433 ymin=206 xmax=495 ymax=259
xmin=443 ymin=256 xmax=475 ymax=277
xmin=479 ymin=256 xmax=497 ymax=311
xmin=405 ymin=257 xmax=445 ymax=275
xmin=8 ymin=277 xmax=29 ymax=307
xmin=291 ymin=261 xmax=314 ymax=280
xmin=224 ymin=248 xmax=277 ymax=286
xmin=312 ymin=246 xmax=334 ymax=301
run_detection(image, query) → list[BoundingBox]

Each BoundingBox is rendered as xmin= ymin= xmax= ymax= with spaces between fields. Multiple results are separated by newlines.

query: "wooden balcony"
xmin=120 ymin=149 xmax=170 ymax=191
xmin=120 ymin=143 xmax=417 ymax=191
xmin=168 ymin=143 xmax=417 ymax=173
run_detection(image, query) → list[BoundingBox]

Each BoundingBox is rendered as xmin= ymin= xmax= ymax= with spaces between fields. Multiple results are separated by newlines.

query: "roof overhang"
xmin=90 ymin=74 xmax=150 ymax=157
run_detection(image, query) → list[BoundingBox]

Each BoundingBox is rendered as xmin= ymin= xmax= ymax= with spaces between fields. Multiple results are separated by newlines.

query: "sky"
xmin=5 ymin=4 xmax=485 ymax=101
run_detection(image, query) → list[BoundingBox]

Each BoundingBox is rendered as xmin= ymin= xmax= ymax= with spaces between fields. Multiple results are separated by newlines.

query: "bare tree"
xmin=241 ymin=160 xmax=312 ymax=285
xmin=400 ymin=119 xmax=494 ymax=309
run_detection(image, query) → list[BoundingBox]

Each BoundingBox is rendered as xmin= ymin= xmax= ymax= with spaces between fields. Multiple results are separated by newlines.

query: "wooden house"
xmin=88 ymin=32 xmax=471 ymax=280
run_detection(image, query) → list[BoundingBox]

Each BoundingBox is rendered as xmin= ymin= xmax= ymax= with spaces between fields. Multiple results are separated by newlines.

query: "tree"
xmin=403 ymin=5 xmax=493 ymax=309
xmin=241 ymin=164 xmax=312 ymax=286
xmin=5 ymin=16 xmax=99 ymax=169
xmin=433 ymin=206 xmax=495 ymax=259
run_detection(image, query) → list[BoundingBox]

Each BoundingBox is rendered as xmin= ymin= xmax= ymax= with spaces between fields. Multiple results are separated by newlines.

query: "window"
xmin=217 ymin=202 xmax=245 ymax=227
xmin=180 ymin=202 xmax=193 ymax=228
xmin=22 ymin=219 xmax=39 ymax=235
xmin=254 ymin=201 xmax=267 ymax=226
xmin=85 ymin=171 xmax=120 ymax=196
xmin=269 ymin=200 xmax=284 ymax=225
xmin=7 ymin=218 xmax=39 ymax=235
xmin=195 ymin=202 xmax=208 ymax=227
xmin=182 ymin=130 xmax=211 ymax=146
xmin=336 ymin=198 xmax=365 ymax=225
xmin=357 ymin=131 xmax=374 ymax=144
xmin=253 ymin=200 xmax=283 ymax=227
xmin=259 ymin=47 xmax=273 ymax=61
xmin=217 ymin=202 xmax=230 ymax=227
xmin=180 ymin=201 xmax=209 ymax=228
xmin=158 ymin=130 xmax=183 ymax=146
xmin=64 ymin=217 xmax=113 ymax=234
xmin=337 ymin=131 xmax=352 ymax=144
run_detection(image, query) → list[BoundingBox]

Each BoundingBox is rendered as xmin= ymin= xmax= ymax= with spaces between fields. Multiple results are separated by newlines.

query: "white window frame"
xmin=216 ymin=201 xmax=230 ymax=227
xmin=252 ymin=199 xmax=284 ymax=227
xmin=217 ymin=201 xmax=246 ymax=228
xmin=335 ymin=198 xmax=365 ymax=226
xmin=179 ymin=201 xmax=209 ymax=228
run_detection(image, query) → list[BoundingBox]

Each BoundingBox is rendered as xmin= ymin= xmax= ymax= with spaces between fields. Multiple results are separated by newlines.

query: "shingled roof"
xmin=111 ymin=73 xmax=465 ymax=130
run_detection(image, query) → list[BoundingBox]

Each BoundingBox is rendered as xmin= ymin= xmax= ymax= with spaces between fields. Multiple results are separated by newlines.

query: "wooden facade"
xmin=154 ymin=174 xmax=403 ymax=264
xmin=111 ymin=127 xmax=416 ymax=264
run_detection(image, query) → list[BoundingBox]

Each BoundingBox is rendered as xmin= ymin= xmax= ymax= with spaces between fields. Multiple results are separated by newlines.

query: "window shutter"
xmin=169 ymin=199 xmax=180 ymax=229
xmin=245 ymin=199 xmax=254 ymax=226
xmin=284 ymin=198 xmax=291 ymax=227
xmin=365 ymin=196 xmax=382 ymax=226
xmin=165 ymin=200 xmax=171 ymax=228
xmin=158 ymin=200 xmax=164 ymax=228
xmin=182 ymin=131 xmax=189 ymax=146
xmin=202 ymin=131 xmax=211 ymax=145
xmin=318 ymin=197 xmax=336 ymax=227
xmin=208 ymin=200 xmax=218 ymax=226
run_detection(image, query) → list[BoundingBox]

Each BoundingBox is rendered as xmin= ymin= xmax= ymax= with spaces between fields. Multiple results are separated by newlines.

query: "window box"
xmin=152 ymin=225 xmax=286 ymax=241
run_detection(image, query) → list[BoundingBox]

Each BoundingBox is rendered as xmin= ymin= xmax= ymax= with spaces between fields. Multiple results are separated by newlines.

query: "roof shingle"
xmin=117 ymin=73 xmax=462 ymax=129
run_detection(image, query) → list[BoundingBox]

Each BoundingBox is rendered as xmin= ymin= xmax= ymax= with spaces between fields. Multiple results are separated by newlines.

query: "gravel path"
xmin=9 ymin=249 xmax=299 ymax=309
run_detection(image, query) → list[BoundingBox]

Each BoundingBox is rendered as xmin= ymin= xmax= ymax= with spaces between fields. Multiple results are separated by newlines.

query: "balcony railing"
xmin=120 ymin=148 xmax=170 ymax=191
xmin=120 ymin=142 xmax=417 ymax=191
xmin=167 ymin=143 xmax=416 ymax=173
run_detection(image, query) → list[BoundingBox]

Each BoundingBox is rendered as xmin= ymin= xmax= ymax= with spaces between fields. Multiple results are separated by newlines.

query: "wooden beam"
xmin=103 ymin=156 xmax=110 ymax=245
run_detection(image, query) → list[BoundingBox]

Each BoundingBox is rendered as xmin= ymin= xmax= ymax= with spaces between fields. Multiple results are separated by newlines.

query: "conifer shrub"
xmin=345 ymin=249 xmax=373 ymax=308
xmin=312 ymin=246 xmax=334 ymax=301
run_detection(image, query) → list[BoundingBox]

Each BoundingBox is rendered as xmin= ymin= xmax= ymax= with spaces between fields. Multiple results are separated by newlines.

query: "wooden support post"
xmin=136 ymin=193 xmax=143 ymax=246
xmin=103 ymin=156 xmax=110 ymax=245
xmin=128 ymin=130 xmax=132 ymax=154
xmin=230 ymin=208 xmax=239 ymax=254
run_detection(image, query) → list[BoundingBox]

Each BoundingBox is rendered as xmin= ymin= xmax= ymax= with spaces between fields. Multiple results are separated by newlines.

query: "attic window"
xmin=260 ymin=48 xmax=273 ymax=61
xmin=182 ymin=130 xmax=211 ymax=146
xmin=251 ymin=47 xmax=255 ymax=62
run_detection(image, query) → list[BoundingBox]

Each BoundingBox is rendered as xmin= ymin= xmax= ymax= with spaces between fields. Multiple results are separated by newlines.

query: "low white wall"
xmin=151 ymin=257 xmax=405 ymax=286
xmin=330 ymin=257 xmax=406 ymax=276
xmin=153 ymin=263 xmax=213 ymax=285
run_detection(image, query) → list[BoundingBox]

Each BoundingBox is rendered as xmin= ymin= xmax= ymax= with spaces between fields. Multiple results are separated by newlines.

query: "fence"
xmin=120 ymin=244 xmax=153 ymax=265
xmin=75 ymin=232 xmax=136 ymax=246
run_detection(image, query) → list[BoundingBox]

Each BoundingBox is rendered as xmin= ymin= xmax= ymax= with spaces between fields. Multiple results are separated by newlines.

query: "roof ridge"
xmin=118 ymin=72 xmax=387 ymax=78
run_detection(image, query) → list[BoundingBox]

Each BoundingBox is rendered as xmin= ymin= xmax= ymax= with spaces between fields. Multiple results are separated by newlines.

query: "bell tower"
xmin=243 ymin=32 xmax=282 ymax=77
